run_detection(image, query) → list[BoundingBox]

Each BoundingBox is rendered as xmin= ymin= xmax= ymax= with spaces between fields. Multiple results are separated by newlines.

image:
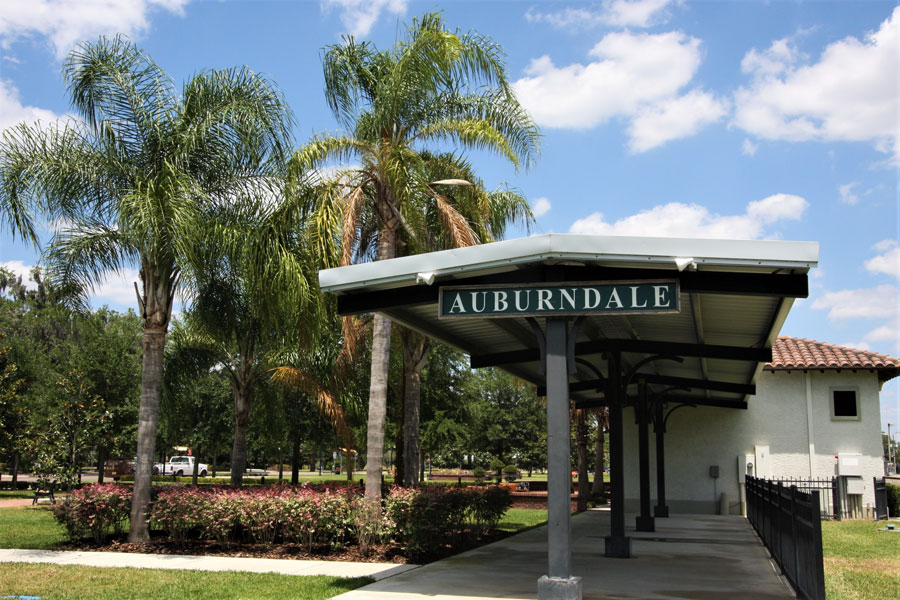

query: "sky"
xmin=0 ymin=0 xmax=898 ymax=432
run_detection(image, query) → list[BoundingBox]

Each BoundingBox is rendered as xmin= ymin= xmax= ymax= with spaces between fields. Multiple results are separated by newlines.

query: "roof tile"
xmin=767 ymin=336 xmax=900 ymax=371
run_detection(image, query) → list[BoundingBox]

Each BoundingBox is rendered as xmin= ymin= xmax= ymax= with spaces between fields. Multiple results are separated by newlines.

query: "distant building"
xmin=624 ymin=336 xmax=900 ymax=517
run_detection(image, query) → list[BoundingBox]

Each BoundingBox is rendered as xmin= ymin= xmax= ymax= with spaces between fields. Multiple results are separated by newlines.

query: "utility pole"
xmin=888 ymin=423 xmax=894 ymax=473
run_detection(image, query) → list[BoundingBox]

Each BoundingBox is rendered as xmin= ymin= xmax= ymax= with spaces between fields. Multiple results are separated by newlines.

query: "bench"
xmin=32 ymin=482 xmax=56 ymax=505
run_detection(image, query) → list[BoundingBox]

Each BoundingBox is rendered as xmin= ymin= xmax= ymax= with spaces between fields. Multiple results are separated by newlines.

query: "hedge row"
xmin=51 ymin=482 xmax=511 ymax=559
xmin=888 ymin=483 xmax=900 ymax=518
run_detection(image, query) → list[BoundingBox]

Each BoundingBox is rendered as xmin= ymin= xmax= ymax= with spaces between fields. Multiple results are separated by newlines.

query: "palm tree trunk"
xmin=192 ymin=452 xmax=199 ymax=487
xmin=291 ymin=438 xmax=300 ymax=484
xmin=128 ymin=327 xmax=166 ymax=542
xmin=230 ymin=385 xmax=252 ymax=488
xmin=364 ymin=212 xmax=398 ymax=502
xmin=576 ymin=409 xmax=589 ymax=512
xmin=592 ymin=412 xmax=606 ymax=499
xmin=401 ymin=328 xmax=429 ymax=488
xmin=11 ymin=452 xmax=19 ymax=486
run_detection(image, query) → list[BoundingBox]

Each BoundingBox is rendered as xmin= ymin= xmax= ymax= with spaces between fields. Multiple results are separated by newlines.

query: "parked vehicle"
xmin=154 ymin=456 xmax=208 ymax=477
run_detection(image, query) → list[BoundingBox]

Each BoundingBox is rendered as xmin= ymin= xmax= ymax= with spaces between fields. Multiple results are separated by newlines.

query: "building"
xmin=624 ymin=336 xmax=900 ymax=517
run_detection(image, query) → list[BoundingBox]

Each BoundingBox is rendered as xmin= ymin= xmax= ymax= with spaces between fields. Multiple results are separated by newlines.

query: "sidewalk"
xmin=0 ymin=549 xmax=417 ymax=581
xmin=332 ymin=510 xmax=795 ymax=600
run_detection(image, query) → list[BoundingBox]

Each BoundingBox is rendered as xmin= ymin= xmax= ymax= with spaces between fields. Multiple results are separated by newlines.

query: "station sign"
xmin=438 ymin=281 xmax=680 ymax=318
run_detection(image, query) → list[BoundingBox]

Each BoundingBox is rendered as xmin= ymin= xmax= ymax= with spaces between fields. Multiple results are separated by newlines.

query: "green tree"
xmin=0 ymin=334 xmax=26 ymax=484
xmin=0 ymin=36 xmax=293 ymax=540
xmin=293 ymin=12 xmax=539 ymax=501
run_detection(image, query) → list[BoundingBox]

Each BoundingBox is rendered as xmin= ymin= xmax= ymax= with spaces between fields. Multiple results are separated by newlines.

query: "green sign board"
xmin=438 ymin=281 xmax=679 ymax=318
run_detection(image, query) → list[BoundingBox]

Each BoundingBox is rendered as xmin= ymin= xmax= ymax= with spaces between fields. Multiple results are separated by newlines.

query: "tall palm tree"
xmin=291 ymin=12 xmax=539 ymax=502
xmin=0 ymin=36 xmax=294 ymax=541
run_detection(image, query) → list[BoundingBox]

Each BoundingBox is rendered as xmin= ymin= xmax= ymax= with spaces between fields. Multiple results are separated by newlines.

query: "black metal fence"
xmin=874 ymin=477 xmax=888 ymax=520
xmin=746 ymin=476 xmax=826 ymax=600
xmin=764 ymin=476 xmax=838 ymax=520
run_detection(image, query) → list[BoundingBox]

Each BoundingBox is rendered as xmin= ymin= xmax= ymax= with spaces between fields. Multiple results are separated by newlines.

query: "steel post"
xmin=636 ymin=379 xmax=655 ymax=532
xmin=538 ymin=317 xmax=582 ymax=599
xmin=654 ymin=400 xmax=669 ymax=518
xmin=605 ymin=350 xmax=631 ymax=557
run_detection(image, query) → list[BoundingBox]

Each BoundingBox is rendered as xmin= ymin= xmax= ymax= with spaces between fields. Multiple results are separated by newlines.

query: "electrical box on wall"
xmin=846 ymin=477 xmax=864 ymax=495
xmin=754 ymin=445 xmax=771 ymax=479
xmin=837 ymin=453 xmax=862 ymax=477
xmin=738 ymin=454 xmax=755 ymax=483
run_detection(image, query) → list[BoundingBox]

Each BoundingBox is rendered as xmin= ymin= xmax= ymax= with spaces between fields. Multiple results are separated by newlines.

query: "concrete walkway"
xmin=0 ymin=549 xmax=417 ymax=581
xmin=333 ymin=510 xmax=795 ymax=600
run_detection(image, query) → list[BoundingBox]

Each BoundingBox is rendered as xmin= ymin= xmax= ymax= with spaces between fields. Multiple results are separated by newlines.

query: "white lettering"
xmin=449 ymin=293 xmax=466 ymax=313
xmin=537 ymin=289 xmax=554 ymax=310
xmin=653 ymin=285 xmax=671 ymax=308
xmin=493 ymin=291 xmax=509 ymax=312
xmin=560 ymin=288 xmax=577 ymax=310
xmin=584 ymin=287 xmax=601 ymax=309
xmin=514 ymin=290 xmax=531 ymax=311
xmin=630 ymin=286 xmax=648 ymax=308
xmin=471 ymin=291 xmax=487 ymax=313
xmin=606 ymin=287 xmax=623 ymax=309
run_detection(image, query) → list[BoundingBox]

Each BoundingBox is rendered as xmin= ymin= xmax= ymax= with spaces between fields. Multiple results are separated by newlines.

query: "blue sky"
xmin=1 ymin=0 xmax=898 ymax=431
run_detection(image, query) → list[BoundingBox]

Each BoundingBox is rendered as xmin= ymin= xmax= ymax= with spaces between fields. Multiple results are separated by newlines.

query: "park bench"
xmin=32 ymin=481 xmax=56 ymax=505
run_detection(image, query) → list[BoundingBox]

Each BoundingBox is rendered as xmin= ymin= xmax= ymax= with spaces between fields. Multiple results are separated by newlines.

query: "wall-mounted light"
xmin=416 ymin=272 xmax=436 ymax=285
xmin=674 ymin=257 xmax=696 ymax=272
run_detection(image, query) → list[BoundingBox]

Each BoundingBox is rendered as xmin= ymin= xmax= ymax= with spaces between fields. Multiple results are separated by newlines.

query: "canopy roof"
xmin=320 ymin=234 xmax=818 ymax=408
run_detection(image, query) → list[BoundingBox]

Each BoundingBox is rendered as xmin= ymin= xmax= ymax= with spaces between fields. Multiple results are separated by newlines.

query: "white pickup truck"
xmin=154 ymin=456 xmax=208 ymax=477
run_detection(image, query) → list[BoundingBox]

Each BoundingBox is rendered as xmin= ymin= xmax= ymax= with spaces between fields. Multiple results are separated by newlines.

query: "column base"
xmin=538 ymin=575 xmax=582 ymax=600
xmin=654 ymin=505 xmax=669 ymax=518
xmin=635 ymin=515 xmax=655 ymax=532
xmin=604 ymin=535 xmax=632 ymax=558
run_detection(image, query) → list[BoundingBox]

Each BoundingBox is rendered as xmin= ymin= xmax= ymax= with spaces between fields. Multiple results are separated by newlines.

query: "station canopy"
xmin=319 ymin=234 xmax=818 ymax=408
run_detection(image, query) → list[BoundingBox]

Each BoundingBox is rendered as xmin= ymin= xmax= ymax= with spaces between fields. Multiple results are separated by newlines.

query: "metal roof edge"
xmin=319 ymin=233 xmax=819 ymax=293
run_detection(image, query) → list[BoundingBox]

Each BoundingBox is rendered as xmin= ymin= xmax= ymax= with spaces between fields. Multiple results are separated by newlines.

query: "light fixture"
xmin=416 ymin=272 xmax=436 ymax=285
xmin=674 ymin=257 xmax=696 ymax=272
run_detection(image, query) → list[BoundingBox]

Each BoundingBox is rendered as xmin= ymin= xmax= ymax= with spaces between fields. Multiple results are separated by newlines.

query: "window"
xmin=831 ymin=389 xmax=859 ymax=420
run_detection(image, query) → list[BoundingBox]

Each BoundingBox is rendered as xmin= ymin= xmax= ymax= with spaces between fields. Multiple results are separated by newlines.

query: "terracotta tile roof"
xmin=766 ymin=337 xmax=900 ymax=381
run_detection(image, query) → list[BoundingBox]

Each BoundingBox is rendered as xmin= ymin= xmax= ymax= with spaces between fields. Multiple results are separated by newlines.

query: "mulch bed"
xmin=61 ymin=529 xmax=512 ymax=565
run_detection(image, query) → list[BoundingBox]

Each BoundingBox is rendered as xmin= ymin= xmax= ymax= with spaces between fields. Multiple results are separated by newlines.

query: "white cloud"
xmin=838 ymin=182 xmax=860 ymax=205
xmin=525 ymin=0 xmax=674 ymax=30
xmin=811 ymin=284 xmax=899 ymax=354
xmin=569 ymin=193 xmax=808 ymax=240
xmin=866 ymin=240 xmax=900 ymax=279
xmin=0 ymin=0 xmax=189 ymax=59
xmin=627 ymin=89 xmax=727 ymax=153
xmin=812 ymin=284 xmax=898 ymax=320
xmin=531 ymin=197 xmax=551 ymax=218
xmin=513 ymin=30 xmax=727 ymax=152
xmin=0 ymin=260 xmax=38 ymax=289
xmin=742 ymin=138 xmax=758 ymax=156
xmin=0 ymin=79 xmax=66 ymax=132
xmin=321 ymin=0 xmax=407 ymax=37
xmin=90 ymin=268 xmax=141 ymax=308
xmin=734 ymin=7 xmax=900 ymax=160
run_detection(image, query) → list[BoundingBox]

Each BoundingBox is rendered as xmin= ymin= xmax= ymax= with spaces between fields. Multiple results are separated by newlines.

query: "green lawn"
xmin=822 ymin=520 xmax=900 ymax=600
xmin=0 ymin=506 xmax=66 ymax=549
xmin=0 ymin=563 xmax=371 ymax=600
xmin=497 ymin=508 xmax=547 ymax=532
xmin=0 ymin=489 xmax=35 ymax=499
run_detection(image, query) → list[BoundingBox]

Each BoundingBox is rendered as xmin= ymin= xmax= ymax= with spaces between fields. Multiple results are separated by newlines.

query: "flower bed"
xmin=50 ymin=482 xmax=512 ymax=561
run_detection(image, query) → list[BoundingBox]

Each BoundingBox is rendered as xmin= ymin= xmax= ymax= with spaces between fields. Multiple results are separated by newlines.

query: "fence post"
xmin=810 ymin=490 xmax=826 ymax=600
xmin=790 ymin=486 xmax=800 ymax=591
xmin=831 ymin=476 xmax=841 ymax=521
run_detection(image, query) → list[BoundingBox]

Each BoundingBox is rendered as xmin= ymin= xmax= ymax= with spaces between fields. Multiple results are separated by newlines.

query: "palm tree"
xmin=166 ymin=195 xmax=324 ymax=488
xmin=0 ymin=36 xmax=294 ymax=541
xmin=291 ymin=12 xmax=539 ymax=502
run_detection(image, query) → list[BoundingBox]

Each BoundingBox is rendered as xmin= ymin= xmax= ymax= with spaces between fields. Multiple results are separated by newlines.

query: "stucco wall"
xmin=622 ymin=369 xmax=884 ymax=515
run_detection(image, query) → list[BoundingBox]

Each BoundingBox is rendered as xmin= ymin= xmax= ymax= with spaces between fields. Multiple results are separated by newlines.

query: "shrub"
xmin=149 ymin=487 xmax=209 ymax=542
xmin=489 ymin=458 xmax=504 ymax=482
xmin=503 ymin=465 xmax=518 ymax=482
xmin=52 ymin=484 xmax=131 ymax=543
xmin=472 ymin=466 xmax=486 ymax=482
xmin=471 ymin=485 xmax=512 ymax=533
xmin=887 ymin=483 xmax=900 ymax=518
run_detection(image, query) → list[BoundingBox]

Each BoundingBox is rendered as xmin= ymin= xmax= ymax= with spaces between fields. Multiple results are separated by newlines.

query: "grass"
xmin=822 ymin=520 xmax=900 ymax=600
xmin=0 ymin=507 xmax=66 ymax=549
xmin=0 ymin=490 xmax=35 ymax=499
xmin=497 ymin=508 xmax=547 ymax=533
xmin=0 ymin=563 xmax=371 ymax=599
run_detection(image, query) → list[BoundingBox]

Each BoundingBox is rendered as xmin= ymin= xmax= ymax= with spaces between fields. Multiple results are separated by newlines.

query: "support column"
xmin=538 ymin=317 xmax=582 ymax=599
xmin=605 ymin=351 xmax=631 ymax=558
xmin=635 ymin=379 xmax=654 ymax=532
xmin=654 ymin=400 xmax=669 ymax=518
